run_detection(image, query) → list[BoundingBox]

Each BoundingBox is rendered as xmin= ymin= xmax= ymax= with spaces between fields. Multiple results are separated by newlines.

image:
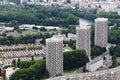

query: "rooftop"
xmin=95 ymin=18 xmax=108 ymax=22
xmin=46 ymin=36 xmax=63 ymax=42
xmin=76 ymin=25 xmax=91 ymax=30
xmin=87 ymin=56 xmax=103 ymax=65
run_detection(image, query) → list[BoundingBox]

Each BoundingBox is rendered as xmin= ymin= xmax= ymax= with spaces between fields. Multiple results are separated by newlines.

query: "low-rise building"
xmin=0 ymin=26 xmax=14 ymax=34
xmin=5 ymin=67 xmax=19 ymax=80
xmin=0 ymin=0 xmax=9 ymax=5
xmin=19 ymin=24 xmax=35 ymax=30
xmin=67 ymin=33 xmax=76 ymax=40
xmin=86 ymin=56 xmax=103 ymax=72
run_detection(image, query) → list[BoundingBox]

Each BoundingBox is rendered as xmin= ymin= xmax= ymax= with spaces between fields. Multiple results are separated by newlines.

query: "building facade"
xmin=76 ymin=26 xmax=91 ymax=60
xmin=68 ymin=33 xmax=76 ymax=40
xmin=86 ymin=56 xmax=103 ymax=72
xmin=46 ymin=36 xmax=63 ymax=77
xmin=95 ymin=18 xmax=108 ymax=47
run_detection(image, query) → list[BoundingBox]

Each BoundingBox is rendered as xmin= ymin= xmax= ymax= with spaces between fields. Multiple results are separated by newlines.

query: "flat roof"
xmin=46 ymin=36 xmax=63 ymax=42
xmin=95 ymin=18 xmax=108 ymax=22
xmin=76 ymin=25 xmax=91 ymax=29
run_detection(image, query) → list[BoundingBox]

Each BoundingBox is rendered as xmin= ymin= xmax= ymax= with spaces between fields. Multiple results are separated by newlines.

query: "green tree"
xmin=18 ymin=60 xmax=35 ymax=68
xmin=109 ymin=30 xmax=120 ymax=44
xmin=17 ymin=57 xmax=21 ymax=67
xmin=9 ymin=68 xmax=36 ymax=80
xmin=67 ymin=40 xmax=76 ymax=49
xmin=10 ymin=60 xmax=47 ymax=80
xmin=40 ymin=27 xmax=47 ymax=32
xmin=11 ymin=59 xmax=16 ymax=67
xmin=64 ymin=49 xmax=89 ymax=70
xmin=91 ymin=46 xmax=106 ymax=58
xmin=8 ymin=20 xmax=19 ymax=30
xmin=109 ymin=45 xmax=120 ymax=57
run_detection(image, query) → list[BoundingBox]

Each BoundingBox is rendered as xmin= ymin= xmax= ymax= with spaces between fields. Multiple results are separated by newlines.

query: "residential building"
xmin=95 ymin=18 xmax=108 ymax=47
xmin=76 ymin=26 xmax=91 ymax=60
xmin=68 ymin=33 xmax=76 ymax=40
xmin=86 ymin=56 xmax=103 ymax=72
xmin=46 ymin=36 xmax=63 ymax=77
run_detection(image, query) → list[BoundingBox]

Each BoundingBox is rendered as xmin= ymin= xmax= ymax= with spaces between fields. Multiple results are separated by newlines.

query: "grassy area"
xmin=0 ymin=52 xmax=3 ymax=60
xmin=0 ymin=77 xmax=3 ymax=80
xmin=64 ymin=68 xmax=78 ymax=74
xmin=0 ymin=22 xmax=5 ymax=26
xmin=110 ymin=58 xmax=120 ymax=68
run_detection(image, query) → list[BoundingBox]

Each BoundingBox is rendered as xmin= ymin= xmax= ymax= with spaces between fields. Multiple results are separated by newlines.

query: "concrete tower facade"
xmin=46 ymin=36 xmax=63 ymax=77
xmin=95 ymin=18 xmax=108 ymax=47
xmin=76 ymin=26 xmax=91 ymax=60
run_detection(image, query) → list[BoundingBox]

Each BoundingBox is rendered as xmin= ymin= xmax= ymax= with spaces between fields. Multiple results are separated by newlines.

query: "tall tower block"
xmin=46 ymin=36 xmax=63 ymax=77
xmin=76 ymin=26 xmax=91 ymax=60
xmin=95 ymin=18 xmax=108 ymax=47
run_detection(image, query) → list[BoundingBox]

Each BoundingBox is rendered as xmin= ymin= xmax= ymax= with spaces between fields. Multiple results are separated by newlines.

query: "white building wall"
xmin=117 ymin=8 xmax=120 ymax=15
xmin=86 ymin=56 xmax=103 ymax=72
xmin=99 ymin=2 xmax=118 ymax=12
xmin=20 ymin=0 xmax=28 ymax=4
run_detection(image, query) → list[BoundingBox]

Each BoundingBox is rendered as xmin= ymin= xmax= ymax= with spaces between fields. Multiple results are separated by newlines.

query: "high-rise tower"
xmin=76 ymin=26 xmax=91 ymax=60
xmin=46 ymin=36 xmax=63 ymax=77
xmin=95 ymin=18 xmax=108 ymax=47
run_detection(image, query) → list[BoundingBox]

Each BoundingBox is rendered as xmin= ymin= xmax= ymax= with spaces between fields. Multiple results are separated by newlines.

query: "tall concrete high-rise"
xmin=95 ymin=18 xmax=108 ymax=47
xmin=76 ymin=26 xmax=91 ymax=60
xmin=46 ymin=36 xmax=63 ymax=77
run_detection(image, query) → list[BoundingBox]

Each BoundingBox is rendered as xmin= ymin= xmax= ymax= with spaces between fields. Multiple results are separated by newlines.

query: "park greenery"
xmin=9 ymin=60 xmax=48 ymax=80
xmin=61 ymin=26 xmax=76 ymax=35
xmin=65 ymin=39 xmax=106 ymax=58
xmin=110 ymin=45 xmax=120 ymax=57
xmin=108 ymin=29 xmax=120 ymax=44
xmin=0 ymin=78 xmax=3 ymax=80
xmin=63 ymin=39 xmax=76 ymax=49
xmin=66 ymin=9 xmax=120 ymax=26
xmin=0 ymin=5 xmax=79 ymax=27
xmin=109 ymin=45 xmax=120 ymax=68
xmin=0 ymin=4 xmax=120 ymax=28
xmin=0 ymin=33 xmax=52 ymax=45
xmin=63 ymin=49 xmax=89 ymax=70
xmin=91 ymin=46 xmax=106 ymax=58
xmin=10 ymin=49 xmax=89 ymax=80
xmin=0 ymin=5 xmax=120 ymax=46
xmin=27 ymin=45 xmax=42 ymax=50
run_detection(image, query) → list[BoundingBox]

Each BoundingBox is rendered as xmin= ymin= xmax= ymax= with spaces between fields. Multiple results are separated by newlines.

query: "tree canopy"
xmin=0 ymin=33 xmax=52 ymax=45
xmin=0 ymin=5 xmax=78 ymax=27
xmin=109 ymin=45 xmax=120 ymax=57
xmin=9 ymin=60 xmax=47 ymax=80
xmin=10 ymin=49 xmax=90 ymax=80
xmin=109 ymin=30 xmax=120 ymax=44
xmin=64 ymin=49 xmax=89 ymax=70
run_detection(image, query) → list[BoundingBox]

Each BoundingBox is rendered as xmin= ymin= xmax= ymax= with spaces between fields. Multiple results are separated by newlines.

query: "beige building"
xmin=95 ymin=18 xmax=108 ymax=47
xmin=76 ymin=25 xmax=91 ymax=60
xmin=46 ymin=36 xmax=63 ymax=77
